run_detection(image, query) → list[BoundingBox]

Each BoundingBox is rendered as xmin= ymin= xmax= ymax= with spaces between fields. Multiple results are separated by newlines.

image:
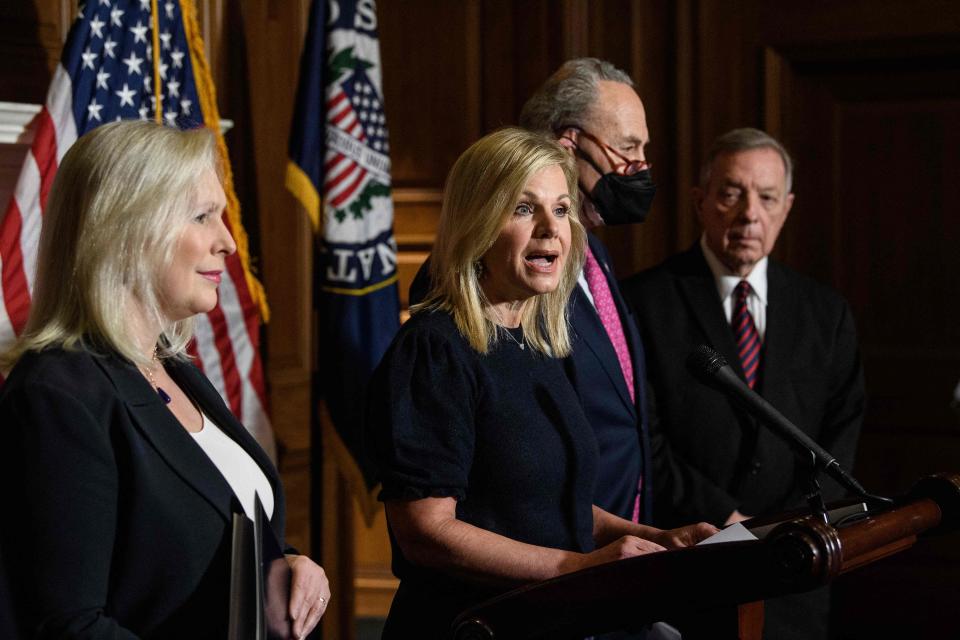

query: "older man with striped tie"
xmin=621 ymin=128 xmax=865 ymax=640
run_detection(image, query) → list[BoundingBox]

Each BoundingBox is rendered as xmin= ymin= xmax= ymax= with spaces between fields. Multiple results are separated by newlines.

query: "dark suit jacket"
xmin=0 ymin=347 xmax=287 ymax=639
xmin=621 ymin=244 xmax=864 ymax=640
xmin=620 ymin=243 xmax=864 ymax=528
xmin=565 ymin=233 xmax=653 ymax=524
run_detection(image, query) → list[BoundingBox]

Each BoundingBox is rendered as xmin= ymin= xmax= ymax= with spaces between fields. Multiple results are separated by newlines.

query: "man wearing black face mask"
xmin=518 ymin=58 xmax=658 ymax=533
xmin=557 ymin=127 xmax=657 ymax=227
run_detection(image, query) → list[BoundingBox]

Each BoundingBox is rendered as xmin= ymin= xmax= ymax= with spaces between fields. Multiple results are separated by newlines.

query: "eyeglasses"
xmin=569 ymin=128 xmax=651 ymax=176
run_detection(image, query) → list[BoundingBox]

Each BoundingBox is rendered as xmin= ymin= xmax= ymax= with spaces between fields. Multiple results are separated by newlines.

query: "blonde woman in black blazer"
xmin=0 ymin=121 xmax=329 ymax=638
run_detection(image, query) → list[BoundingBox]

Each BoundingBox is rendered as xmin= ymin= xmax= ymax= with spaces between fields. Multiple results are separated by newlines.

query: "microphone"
xmin=686 ymin=344 xmax=879 ymax=501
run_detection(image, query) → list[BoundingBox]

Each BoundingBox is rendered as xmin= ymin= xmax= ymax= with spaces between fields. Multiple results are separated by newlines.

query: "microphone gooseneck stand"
xmin=686 ymin=344 xmax=894 ymax=520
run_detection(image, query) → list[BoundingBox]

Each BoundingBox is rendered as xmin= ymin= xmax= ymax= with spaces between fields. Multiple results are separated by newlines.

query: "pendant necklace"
xmin=143 ymin=349 xmax=172 ymax=404
xmin=502 ymin=326 xmax=525 ymax=350
xmin=490 ymin=306 xmax=525 ymax=350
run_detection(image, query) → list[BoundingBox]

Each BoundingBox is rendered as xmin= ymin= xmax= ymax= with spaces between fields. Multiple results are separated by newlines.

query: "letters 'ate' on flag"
xmin=287 ymin=0 xmax=399 ymax=522
xmin=0 ymin=0 xmax=275 ymax=458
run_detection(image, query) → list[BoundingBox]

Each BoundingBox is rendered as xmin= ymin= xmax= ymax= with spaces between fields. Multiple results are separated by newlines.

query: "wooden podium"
xmin=449 ymin=473 xmax=960 ymax=640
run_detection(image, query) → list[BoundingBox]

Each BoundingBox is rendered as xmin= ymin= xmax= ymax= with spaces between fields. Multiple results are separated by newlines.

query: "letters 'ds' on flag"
xmin=0 ymin=0 xmax=275 ymax=459
xmin=286 ymin=0 xmax=399 ymax=522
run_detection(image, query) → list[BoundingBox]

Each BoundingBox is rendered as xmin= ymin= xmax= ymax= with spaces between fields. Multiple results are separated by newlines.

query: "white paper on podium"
xmin=696 ymin=521 xmax=759 ymax=545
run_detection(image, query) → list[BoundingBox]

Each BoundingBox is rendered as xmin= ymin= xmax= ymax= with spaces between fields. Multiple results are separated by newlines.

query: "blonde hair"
xmin=0 ymin=120 xmax=220 ymax=370
xmin=415 ymin=127 xmax=585 ymax=356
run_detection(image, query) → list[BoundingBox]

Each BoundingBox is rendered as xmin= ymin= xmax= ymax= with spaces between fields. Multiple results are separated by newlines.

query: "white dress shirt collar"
xmin=700 ymin=234 xmax=769 ymax=307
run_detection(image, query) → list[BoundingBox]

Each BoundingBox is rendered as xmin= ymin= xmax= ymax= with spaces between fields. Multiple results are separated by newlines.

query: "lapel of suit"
xmin=96 ymin=355 xmax=238 ymax=523
xmin=572 ymin=235 xmax=636 ymax=415
xmin=167 ymin=359 xmax=284 ymax=529
xmin=675 ymin=244 xmax=744 ymax=377
xmin=168 ymin=360 xmax=279 ymax=488
xmin=758 ymin=260 xmax=798 ymax=404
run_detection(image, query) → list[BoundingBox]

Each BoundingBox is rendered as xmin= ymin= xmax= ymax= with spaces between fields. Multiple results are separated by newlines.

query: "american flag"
xmin=0 ymin=0 xmax=275 ymax=458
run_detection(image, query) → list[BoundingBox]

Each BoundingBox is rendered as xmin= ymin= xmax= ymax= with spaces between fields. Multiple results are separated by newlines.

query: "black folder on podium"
xmin=228 ymin=495 xmax=294 ymax=640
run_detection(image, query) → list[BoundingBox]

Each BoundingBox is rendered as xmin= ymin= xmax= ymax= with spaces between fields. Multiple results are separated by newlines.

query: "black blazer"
xmin=621 ymin=243 xmax=865 ymax=528
xmin=0 ymin=347 xmax=287 ymax=639
xmin=565 ymin=233 xmax=653 ymax=524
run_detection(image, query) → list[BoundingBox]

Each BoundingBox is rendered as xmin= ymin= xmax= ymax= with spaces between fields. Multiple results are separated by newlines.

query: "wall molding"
xmin=0 ymin=101 xmax=233 ymax=144
xmin=0 ymin=102 xmax=39 ymax=144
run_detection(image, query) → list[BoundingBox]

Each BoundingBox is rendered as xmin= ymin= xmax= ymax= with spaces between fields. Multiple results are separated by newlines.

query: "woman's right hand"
xmin=566 ymin=535 xmax=666 ymax=573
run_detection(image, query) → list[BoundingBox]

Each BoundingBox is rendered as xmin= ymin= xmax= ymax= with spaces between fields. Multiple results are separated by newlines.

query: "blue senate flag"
xmin=286 ymin=0 xmax=399 ymax=521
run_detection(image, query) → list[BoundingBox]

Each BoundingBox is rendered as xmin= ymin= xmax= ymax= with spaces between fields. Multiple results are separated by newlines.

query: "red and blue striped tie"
xmin=733 ymin=281 xmax=761 ymax=389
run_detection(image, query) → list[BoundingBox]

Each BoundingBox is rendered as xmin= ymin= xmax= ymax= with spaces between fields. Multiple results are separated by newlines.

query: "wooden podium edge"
xmin=450 ymin=472 xmax=960 ymax=640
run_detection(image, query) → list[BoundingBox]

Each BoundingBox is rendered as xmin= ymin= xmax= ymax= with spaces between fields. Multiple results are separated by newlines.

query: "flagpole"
xmin=150 ymin=0 xmax=162 ymax=123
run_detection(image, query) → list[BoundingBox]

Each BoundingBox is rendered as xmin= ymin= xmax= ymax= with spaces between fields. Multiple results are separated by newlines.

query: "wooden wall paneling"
xmin=392 ymin=188 xmax=442 ymax=308
xmin=757 ymin=0 xmax=960 ymax=44
xmin=479 ymin=0 xmax=567 ymax=132
xmin=625 ymin=1 xmax=683 ymax=273
xmin=0 ymin=0 xmax=69 ymax=103
xmin=379 ymin=0 xmax=482 ymax=188
xmin=352 ymin=489 xmax=397 ymax=618
xmin=759 ymin=32 xmax=960 ymax=639
xmin=693 ymin=0 xmax=762 ymax=153
xmin=672 ymin=0 xmax=700 ymax=254
xmin=478 ymin=0 xmax=523 ymax=132
xmin=561 ymin=0 xmax=589 ymax=60
xmin=0 ymin=143 xmax=30 ymax=218
xmin=195 ymin=0 xmax=230 ymax=105
xmin=839 ymin=94 xmax=960 ymax=439
xmin=762 ymin=42 xmax=960 ymax=440
xmin=587 ymin=0 xmax=641 ymax=278
xmin=235 ymin=0 xmax=314 ymax=554
xmin=584 ymin=0 xmax=631 ymax=69
xmin=588 ymin=0 xmax=686 ymax=277
xmin=765 ymin=53 xmax=841 ymax=282
xmin=379 ymin=0 xmax=486 ymax=316
xmin=237 ymin=0 xmax=313 ymax=435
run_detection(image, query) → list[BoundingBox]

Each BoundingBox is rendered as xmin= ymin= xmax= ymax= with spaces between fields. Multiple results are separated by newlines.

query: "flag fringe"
xmin=320 ymin=274 xmax=398 ymax=297
xmin=150 ymin=0 xmax=162 ymax=124
xmin=285 ymin=161 xmax=322 ymax=233
xmin=181 ymin=0 xmax=270 ymax=323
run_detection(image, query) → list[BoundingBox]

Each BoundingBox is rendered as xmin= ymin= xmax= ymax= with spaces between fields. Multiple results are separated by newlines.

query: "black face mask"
xmin=588 ymin=169 xmax=657 ymax=226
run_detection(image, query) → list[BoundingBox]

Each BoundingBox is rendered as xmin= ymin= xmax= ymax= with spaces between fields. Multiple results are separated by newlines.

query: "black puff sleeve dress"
xmin=367 ymin=309 xmax=600 ymax=638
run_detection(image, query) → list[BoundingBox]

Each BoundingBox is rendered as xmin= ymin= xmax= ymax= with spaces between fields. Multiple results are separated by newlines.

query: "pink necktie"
xmin=584 ymin=248 xmax=640 ymax=520
xmin=583 ymin=248 xmax=635 ymax=403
